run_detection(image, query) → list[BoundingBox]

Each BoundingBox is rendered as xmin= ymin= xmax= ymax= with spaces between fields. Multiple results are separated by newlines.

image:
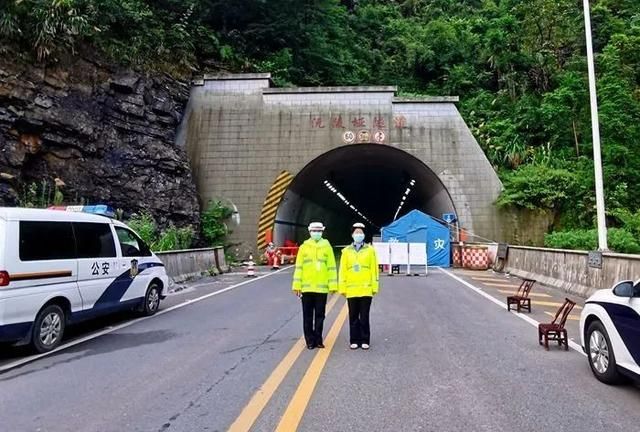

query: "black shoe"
xmin=307 ymin=344 xmax=315 ymax=350
xmin=316 ymin=343 xmax=325 ymax=349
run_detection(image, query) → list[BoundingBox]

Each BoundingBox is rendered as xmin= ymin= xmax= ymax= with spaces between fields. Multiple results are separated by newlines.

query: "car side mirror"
xmin=613 ymin=280 xmax=634 ymax=297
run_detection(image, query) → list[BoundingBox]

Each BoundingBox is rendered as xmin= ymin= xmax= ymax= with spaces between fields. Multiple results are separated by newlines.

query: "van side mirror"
xmin=613 ymin=280 xmax=634 ymax=297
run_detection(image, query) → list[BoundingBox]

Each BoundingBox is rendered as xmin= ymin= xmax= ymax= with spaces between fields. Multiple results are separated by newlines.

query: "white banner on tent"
xmin=408 ymin=243 xmax=428 ymax=276
xmin=373 ymin=242 xmax=390 ymax=265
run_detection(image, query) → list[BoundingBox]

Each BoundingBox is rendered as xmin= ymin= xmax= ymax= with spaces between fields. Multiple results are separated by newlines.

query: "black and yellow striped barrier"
xmin=257 ymin=170 xmax=294 ymax=250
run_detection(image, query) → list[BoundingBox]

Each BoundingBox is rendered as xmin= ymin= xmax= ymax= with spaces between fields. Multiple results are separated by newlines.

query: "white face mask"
xmin=310 ymin=232 xmax=323 ymax=241
xmin=353 ymin=233 xmax=365 ymax=243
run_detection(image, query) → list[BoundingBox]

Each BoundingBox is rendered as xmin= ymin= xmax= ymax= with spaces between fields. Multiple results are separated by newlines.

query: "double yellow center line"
xmin=228 ymin=294 xmax=348 ymax=432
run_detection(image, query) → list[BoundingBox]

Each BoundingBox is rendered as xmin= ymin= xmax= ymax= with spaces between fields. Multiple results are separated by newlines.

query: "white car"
xmin=0 ymin=207 xmax=169 ymax=353
xmin=580 ymin=280 xmax=640 ymax=384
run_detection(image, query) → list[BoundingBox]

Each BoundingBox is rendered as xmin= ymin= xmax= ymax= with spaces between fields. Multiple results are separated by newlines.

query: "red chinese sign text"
xmin=394 ymin=116 xmax=407 ymax=129
xmin=311 ymin=117 xmax=325 ymax=128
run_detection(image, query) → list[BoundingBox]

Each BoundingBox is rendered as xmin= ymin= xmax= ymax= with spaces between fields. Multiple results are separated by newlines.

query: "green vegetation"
xmin=3 ymin=0 xmax=640 ymax=252
xmin=201 ymin=200 xmax=233 ymax=247
xmin=545 ymin=228 xmax=640 ymax=254
xmin=18 ymin=179 xmax=66 ymax=208
xmin=120 ymin=212 xmax=195 ymax=252
xmin=127 ymin=202 xmax=234 ymax=252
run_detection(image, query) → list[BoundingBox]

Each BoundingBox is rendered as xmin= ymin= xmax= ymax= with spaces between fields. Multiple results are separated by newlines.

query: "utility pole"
xmin=583 ymin=0 xmax=608 ymax=250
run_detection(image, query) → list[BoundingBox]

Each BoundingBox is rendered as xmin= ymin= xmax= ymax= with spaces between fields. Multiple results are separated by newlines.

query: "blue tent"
xmin=381 ymin=210 xmax=451 ymax=267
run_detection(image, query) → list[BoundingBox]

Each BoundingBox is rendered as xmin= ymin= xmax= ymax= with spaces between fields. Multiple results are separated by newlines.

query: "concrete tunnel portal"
xmin=183 ymin=74 xmax=507 ymax=251
xmin=273 ymin=144 xmax=457 ymax=247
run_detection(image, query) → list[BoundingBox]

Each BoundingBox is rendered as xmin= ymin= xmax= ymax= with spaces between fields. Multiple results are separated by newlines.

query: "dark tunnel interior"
xmin=273 ymin=144 xmax=456 ymax=247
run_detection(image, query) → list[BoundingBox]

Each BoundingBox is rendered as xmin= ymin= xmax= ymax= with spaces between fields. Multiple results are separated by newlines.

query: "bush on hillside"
xmin=544 ymin=228 xmax=640 ymax=254
xmin=127 ymin=212 xmax=194 ymax=252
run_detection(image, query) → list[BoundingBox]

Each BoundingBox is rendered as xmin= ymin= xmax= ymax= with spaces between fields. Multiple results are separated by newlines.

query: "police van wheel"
xmin=142 ymin=283 xmax=161 ymax=316
xmin=32 ymin=305 xmax=66 ymax=353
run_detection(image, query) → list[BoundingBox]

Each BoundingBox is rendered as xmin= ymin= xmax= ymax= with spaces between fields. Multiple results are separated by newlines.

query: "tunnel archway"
xmin=273 ymin=144 xmax=457 ymax=247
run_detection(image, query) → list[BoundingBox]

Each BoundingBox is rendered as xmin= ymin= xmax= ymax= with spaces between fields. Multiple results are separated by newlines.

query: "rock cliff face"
xmin=0 ymin=53 xmax=200 ymax=227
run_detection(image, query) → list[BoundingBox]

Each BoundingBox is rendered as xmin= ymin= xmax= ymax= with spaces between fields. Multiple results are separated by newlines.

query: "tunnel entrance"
xmin=272 ymin=144 xmax=456 ymax=247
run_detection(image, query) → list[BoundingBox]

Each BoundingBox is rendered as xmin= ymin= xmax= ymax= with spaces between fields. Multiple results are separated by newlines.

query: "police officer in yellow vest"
xmin=292 ymin=222 xmax=338 ymax=350
xmin=339 ymin=222 xmax=379 ymax=350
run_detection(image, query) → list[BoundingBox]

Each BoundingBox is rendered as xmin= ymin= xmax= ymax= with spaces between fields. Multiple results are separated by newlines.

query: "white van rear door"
xmin=6 ymin=220 xmax=81 ymax=323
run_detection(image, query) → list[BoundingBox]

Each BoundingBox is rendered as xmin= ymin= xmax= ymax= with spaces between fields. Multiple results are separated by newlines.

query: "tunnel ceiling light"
xmin=323 ymin=179 xmax=379 ymax=229
xmin=393 ymin=179 xmax=417 ymax=221
xmin=393 ymin=208 xmax=401 ymax=221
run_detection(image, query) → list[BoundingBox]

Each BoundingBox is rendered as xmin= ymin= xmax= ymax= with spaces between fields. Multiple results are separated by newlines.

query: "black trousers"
xmin=301 ymin=292 xmax=328 ymax=346
xmin=347 ymin=296 xmax=372 ymax=345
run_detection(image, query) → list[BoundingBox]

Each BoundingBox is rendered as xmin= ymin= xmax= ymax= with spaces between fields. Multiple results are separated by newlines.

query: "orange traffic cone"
xmin=247 ymin=255 xmax=256 ymax=278
xmin=272 ymin=252 xmax=280 ymax=270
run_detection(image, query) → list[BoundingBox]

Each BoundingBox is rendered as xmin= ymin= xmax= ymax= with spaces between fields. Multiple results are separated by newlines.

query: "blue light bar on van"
xmin=49 ymin=205 xmax=116 ymax=218
xmin=82 ymin=205 xmax=116 ymax=218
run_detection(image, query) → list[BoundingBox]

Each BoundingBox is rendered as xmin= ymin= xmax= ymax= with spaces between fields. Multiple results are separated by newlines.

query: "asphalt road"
xmin=2 ymin=268 xmax=640 ymax=432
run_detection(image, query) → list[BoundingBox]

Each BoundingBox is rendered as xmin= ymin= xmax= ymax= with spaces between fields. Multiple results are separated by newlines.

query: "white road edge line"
xmin=439 ymin=268 xmax=586 ymax=356
xmin=0 ymin=266 xmax=293 ymax=374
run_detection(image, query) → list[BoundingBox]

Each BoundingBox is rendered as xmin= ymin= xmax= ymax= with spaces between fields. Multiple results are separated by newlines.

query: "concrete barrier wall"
xmin=505 ymin=246 xmax=640 ymax=298
xmin=156 ymin=247 xmax=228 ymax=282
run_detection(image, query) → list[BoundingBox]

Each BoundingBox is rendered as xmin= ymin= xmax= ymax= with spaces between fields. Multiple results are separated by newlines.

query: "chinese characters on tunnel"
xmin=310 ymin=115 xmax=408 ymax=144
xmin=310 ymin=115 xmax=408 ymax=129
xmin=373 ymin=116 xmax=385 ymax=129
xmin=394 ymin=115 xmax=407 ymax=129
xmin=351 ymin=117 xmax=366 ymax=128
xmin=310 ymin=117 xmax=325 ymax=128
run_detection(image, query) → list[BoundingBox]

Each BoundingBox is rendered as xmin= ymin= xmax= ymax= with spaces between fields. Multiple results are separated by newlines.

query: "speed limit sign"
xmin=342 ymin=130 xmax=356 ymax=144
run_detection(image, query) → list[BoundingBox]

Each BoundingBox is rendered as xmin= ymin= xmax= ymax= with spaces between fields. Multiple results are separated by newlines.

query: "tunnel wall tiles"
xmin=263 ymin=92 xmax=394 ymax=106
xmin=390 ymin=105 xmax=501 ymax=239
xmin=202 ymin=79 xmax=271 ymax=93
xmin=183 ymin=75 xmax=505 ymax=250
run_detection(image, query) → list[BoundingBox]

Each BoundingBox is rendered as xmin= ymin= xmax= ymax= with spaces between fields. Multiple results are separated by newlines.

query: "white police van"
xmin=580 ymin=280 xmax=640 ymax=384
xmin=0 ymin=206 xmax=169 ymax=353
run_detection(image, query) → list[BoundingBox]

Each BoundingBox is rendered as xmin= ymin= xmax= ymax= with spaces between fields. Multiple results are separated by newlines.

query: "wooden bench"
xmin=538 ymin=298 xmax=576 ymax=351
xmin=506 ymin=279 xmax=535 ymax=313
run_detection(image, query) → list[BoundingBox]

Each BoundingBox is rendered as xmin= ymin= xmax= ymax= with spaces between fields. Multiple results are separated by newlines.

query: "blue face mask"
xmin=310 ymin=232 xmax=323 ymax=241
xmin=353 ymin=233 xmax=365 ymax=244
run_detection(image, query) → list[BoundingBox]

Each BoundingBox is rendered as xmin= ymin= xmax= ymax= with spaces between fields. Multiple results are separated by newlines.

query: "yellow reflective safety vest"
xmin=292 ymin=238 xmax=338 ymax=293
xmin=339 ymin=243 xmax=379 ymax=298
